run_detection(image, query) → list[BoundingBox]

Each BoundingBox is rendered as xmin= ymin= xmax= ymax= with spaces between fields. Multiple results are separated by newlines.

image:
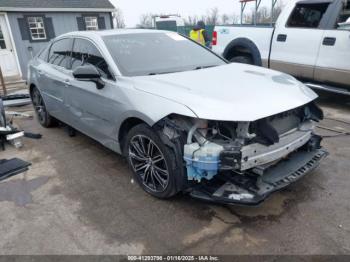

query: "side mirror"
xmin=73 ymin=65 xmax=105 ymax=90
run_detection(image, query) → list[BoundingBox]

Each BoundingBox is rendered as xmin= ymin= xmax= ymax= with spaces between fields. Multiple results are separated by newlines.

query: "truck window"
xmin=337 ymin=1 xmax=350 ymax=29
xmin=287 ymin=3 xmax=330 ymax=28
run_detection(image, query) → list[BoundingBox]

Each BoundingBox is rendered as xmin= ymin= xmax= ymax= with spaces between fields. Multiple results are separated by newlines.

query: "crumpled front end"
xmin=156 ymin=102 xmax=328 ymax=205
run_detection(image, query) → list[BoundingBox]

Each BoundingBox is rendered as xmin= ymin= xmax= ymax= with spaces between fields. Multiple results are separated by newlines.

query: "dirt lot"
xmin=0 ymin=92 xmax=350 ymax=255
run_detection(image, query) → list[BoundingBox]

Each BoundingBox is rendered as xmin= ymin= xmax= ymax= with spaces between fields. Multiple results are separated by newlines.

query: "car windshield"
xmin=103 ymin=32 xmax=226 ymax=77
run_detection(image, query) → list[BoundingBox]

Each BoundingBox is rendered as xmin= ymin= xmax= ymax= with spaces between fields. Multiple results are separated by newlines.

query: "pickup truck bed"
xmin=213 ymin=25 xmax=274 ymax=67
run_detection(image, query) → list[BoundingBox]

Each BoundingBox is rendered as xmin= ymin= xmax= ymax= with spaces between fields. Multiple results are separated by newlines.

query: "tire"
xmin=230 ymin=55 xmax=253 ymax=65
xmin=31 ymin=87 xmax=56 ymax=128
xmin=124 ymin=123 xmax=182 ymax=199
xmin=0 ymin=99 xmax=6 ymax=128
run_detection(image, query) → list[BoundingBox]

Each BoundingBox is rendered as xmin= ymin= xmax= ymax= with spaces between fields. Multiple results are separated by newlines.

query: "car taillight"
xmin=212 ymin=31 xmax=217 ymax=46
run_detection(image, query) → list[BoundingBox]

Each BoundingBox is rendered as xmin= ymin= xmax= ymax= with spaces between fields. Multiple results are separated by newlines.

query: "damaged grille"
xmin=268 ymin=109 xmax=302 ymax=135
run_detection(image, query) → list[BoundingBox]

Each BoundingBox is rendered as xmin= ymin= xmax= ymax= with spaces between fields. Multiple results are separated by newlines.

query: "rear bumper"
xmin=189 ymin=148 xmax=328 ymax=206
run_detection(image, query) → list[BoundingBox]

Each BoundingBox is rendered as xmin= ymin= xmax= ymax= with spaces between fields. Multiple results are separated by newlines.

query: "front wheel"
xmin=125 ymin=124 xmax=182 ymax=199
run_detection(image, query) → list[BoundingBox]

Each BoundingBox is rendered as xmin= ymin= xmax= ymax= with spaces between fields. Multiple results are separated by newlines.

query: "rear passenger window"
xmin=48 ymin=38 xmax=73 ymax=69
xmin=71 ymin=38 xmax=113 ymax=80
xmin=337 ymin=1 xmax=350 ymax=29
xmin=287 ymin=3 xmax=330 ymax=28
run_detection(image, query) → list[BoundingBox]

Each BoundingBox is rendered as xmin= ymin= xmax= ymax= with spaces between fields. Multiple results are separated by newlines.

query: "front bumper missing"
xmin=189 ymin=148 xmax=328 ymax=206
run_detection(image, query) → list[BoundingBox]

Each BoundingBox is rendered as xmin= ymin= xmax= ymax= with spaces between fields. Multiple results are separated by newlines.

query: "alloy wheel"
xmin=128 ymin=135 xmax=169 ymax=193
xmin=32 ymin=89 xmax=46 ymax=124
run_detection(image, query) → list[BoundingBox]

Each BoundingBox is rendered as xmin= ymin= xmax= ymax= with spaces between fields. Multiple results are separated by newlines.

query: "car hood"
xmin=132 ymin=63 xmax=318 ymax=122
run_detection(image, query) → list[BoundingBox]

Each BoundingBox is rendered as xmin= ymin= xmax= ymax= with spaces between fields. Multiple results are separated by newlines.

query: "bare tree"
xmin=221 ymin=14 xmax=230 ymax=25
xmin=113 ymin=8 xmax=126 ymax=28
xmin=244 ymin=2 xmax=285 ymax=24
xmin=137 ymin=13 xmax=154 ymax=28
xmin=185 ymin=15 xmax=198 ymax=26
xmin=205 ymin=7 xmax=220 ymax=25
xmin=231 ymin=13 xmax=240 ymax=24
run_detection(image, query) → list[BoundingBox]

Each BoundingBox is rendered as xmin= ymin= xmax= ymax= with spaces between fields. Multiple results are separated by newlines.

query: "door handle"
xmin=64 ymin=79 xmax=71 ymax=86
xmin=323 ymin=37 xmax=336 ymax=46
xmin=277 ymin=34 xmax=287 ymax=42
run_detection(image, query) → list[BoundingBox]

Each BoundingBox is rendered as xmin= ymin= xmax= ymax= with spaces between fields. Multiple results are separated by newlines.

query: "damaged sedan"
xmin=28 ymin=30 xmax=328 ymax=205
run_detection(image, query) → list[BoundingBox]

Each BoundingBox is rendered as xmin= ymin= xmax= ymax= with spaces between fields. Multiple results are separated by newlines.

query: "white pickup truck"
xmin=212 ymin=0 xmax=350 ymax=95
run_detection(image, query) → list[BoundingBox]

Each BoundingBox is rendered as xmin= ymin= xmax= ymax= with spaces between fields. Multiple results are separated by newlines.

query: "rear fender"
xmin=223 ymin=38 xmax=262 ymax=66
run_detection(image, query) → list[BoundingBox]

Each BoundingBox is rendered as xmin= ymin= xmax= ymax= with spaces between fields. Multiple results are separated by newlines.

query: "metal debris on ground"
xmin=0 ymin=96 xmax=41 ymax=150
xmin=0 ymin=158 xmax=31 ymax=182
xmin=2 ymin=93 xmax=31 ymax=107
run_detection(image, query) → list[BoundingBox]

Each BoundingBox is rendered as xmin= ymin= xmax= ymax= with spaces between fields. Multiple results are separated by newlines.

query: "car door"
xmin=64 ymin=37 xmax=124 ymax=149
xmin=38 ymin=38 xmax=73 ymax=122
xmin=270 ymin=1 xmax=332 ymax=81
xmin=314 ymin=0 xmax=350 ymax=88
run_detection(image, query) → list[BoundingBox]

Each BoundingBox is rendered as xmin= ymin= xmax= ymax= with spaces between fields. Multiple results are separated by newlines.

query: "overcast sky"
xmin=110 ymin=0 xmax=247 ymax=27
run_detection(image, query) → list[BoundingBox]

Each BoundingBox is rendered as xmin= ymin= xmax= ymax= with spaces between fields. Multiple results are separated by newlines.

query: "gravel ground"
xmin=0 ymin=91 xmax=349 ymax=255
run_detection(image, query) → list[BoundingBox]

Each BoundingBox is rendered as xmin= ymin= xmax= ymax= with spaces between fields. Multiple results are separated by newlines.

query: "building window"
xmin=27 ymin=17 xmax=47 ymax=40
xmin=84 ymin=17 xmax=99 ymax=31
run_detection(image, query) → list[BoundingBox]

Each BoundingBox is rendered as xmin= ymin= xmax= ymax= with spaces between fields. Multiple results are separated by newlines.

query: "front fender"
xmin=112 ymin=88 xmax=198 ymax=144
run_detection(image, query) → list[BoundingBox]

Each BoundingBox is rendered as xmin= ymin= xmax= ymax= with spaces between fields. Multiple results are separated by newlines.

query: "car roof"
xmin=59 ymin=29 xmax=170 ymax=39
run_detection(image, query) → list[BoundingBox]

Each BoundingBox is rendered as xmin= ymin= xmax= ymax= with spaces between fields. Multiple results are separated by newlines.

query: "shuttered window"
xmin=84 ymin=17 xmax=99 ymax=30
xmin=17 ymin=15 xmax=55 ymax=42
xmin=77 ymin=15 xmax=106 ymax=31
xmin=27 ymin=17 xmax=47 ymax=40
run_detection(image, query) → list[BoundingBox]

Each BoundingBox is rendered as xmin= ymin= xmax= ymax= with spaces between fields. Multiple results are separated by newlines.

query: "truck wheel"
xmin=31 ymin=87 xmax=57 ymax=128
xmin=125 ymin=124 xmax=181 ymax=199
xmin=230 ymin=56 xmax=253 ymax=65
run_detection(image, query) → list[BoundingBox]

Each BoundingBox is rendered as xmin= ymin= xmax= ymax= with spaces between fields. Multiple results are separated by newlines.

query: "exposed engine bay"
xmin=156 ymin=102 xmax=328 ymax=205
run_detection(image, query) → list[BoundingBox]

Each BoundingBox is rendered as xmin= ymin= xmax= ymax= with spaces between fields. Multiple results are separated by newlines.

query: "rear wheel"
xmin=31 ymin=87 xmax=56 ymax=128
xmin=0 ymin=99 xmax=6 ymax=128
xmin=230 ymin=55 xmax=253 ymax=65
xmin=125 ymin=124 xmax=181 ymax=199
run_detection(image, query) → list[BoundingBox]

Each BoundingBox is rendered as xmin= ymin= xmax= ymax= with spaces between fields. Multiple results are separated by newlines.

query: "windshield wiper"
xmin=148 ymin=66 xmax=218 ymax=75
xmin=194 ymin=65 xmax=218 ymax=70
xmin=148 ymin=70 xmax=183 ymax=75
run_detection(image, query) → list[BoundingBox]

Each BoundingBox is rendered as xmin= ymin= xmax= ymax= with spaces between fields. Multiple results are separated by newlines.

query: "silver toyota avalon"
xmin=28 ymin=29 xmax=327 ymax=205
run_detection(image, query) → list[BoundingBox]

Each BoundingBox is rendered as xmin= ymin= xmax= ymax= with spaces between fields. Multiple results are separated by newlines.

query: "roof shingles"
xmin=0 ymin=0 xmax=115 ymax=9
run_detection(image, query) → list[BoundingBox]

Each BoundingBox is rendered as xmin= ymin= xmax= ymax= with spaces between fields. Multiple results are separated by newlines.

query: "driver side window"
xmin=71 ymin=38 xmax=113 ymax=80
